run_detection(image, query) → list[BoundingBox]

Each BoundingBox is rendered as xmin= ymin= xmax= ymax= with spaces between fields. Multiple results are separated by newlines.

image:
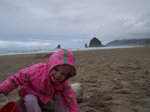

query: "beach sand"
xmin=0 ymin=46 xmax=150 ymax=112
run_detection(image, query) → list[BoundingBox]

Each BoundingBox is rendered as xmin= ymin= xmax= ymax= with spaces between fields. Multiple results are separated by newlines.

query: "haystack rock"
xmin=89 ymin=37 xmax=102 ymax=47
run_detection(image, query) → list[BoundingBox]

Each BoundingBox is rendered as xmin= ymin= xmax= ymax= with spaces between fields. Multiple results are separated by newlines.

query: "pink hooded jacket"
xmin=0 ymin=49 xmax=79 ymax=112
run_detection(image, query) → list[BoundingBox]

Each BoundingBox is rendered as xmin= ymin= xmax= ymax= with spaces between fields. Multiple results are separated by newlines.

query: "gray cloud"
xmin=0 ymin=0 xmax=150 ymax=46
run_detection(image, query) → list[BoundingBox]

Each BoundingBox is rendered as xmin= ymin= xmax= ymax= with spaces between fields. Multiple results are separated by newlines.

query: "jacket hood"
xmin=46 ymin=49 xmax=76 ymax=81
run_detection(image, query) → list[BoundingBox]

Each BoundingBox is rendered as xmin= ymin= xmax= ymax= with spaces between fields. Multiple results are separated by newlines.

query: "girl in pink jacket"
xmin=0 ymin=49 xmax=79 ymax=112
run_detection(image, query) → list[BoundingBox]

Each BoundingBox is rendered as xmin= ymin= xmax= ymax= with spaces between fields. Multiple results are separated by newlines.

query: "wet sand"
xmin=0 ymin=46 xmax=150 ymax=112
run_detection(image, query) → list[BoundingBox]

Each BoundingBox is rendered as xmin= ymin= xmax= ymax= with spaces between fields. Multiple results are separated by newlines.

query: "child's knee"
xmin=24 ymin=94 xmax=41 ymax=112
xmin=24 ymin=94 xmax=38 ymax=103
xmin=24 ymin=94 xmax=40 ymax=108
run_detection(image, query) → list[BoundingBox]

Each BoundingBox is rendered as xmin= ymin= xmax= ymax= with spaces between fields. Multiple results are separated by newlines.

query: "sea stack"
xmin=89 ymin=37 xmax=102 ymax=47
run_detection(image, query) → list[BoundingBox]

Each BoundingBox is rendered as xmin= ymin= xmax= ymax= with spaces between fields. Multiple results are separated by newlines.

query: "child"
xmin=0 ymin=49 xmax=79 ymax=112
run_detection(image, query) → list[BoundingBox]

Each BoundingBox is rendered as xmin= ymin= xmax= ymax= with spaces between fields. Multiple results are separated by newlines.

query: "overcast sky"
xmin=0 ymin=0 xmax=150 ymax=49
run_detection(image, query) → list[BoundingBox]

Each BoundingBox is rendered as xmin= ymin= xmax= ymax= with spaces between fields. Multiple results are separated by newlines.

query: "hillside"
xmin=106 ymin=38 xmax=150 ymax=46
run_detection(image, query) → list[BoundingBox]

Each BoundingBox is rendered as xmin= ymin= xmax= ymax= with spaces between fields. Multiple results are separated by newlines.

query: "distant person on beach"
xmin=0 ymin=49 xmax=79 ymax=112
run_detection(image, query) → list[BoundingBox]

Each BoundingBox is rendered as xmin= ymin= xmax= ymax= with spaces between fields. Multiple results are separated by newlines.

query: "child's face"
xmin=50 ymin=65 xmax=70 ymax=83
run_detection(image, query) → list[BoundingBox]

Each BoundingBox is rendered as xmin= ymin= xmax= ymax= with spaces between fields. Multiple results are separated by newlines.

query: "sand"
xmin=0 ymin=46 xmax=150 ymax=112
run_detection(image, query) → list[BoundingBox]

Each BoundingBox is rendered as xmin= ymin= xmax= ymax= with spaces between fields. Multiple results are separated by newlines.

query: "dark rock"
xmin=89 ymin=37 xmax=102 ymax=47
xmin=85 ymin=43 xmax=88 ymax=48
xmin=57 ymin=44 xmax=61 ymax=49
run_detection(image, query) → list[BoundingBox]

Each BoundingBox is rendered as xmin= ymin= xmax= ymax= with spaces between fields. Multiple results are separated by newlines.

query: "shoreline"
xmin=0 ymin=45 xmax=143 ymax=57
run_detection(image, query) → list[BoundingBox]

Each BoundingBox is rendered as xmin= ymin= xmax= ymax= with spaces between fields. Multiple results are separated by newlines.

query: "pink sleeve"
xmin=0 ymin=68 xmax=30 ymax=95
xmin=62 ymin=81 xmax=79 ymax=112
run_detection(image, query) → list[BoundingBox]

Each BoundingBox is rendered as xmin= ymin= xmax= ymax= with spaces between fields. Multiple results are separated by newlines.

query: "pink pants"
xmin=23 ymin=94 xmax=68 ymax=112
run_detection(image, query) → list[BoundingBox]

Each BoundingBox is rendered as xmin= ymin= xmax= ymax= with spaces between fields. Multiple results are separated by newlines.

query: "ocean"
xmin=0 ymin=46 xmax=139 ymax=56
